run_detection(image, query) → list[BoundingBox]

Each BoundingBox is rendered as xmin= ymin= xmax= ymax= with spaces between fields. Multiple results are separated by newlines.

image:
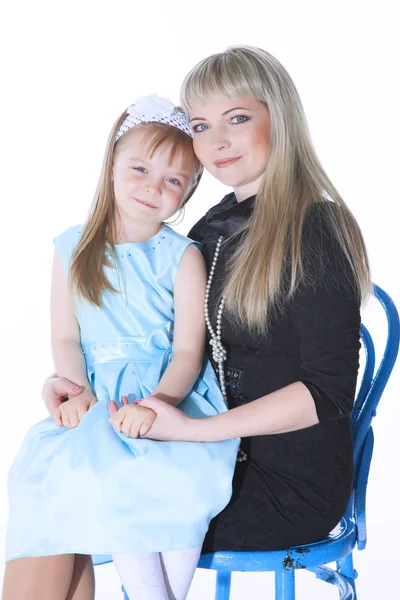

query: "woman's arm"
xmin=140 ymin=381 xmax=318 ymax=441
xmin=185 ymin=381 xmax=318 ymax=440
xmin=141 ymin=212 xmax=361 ymax=442
xmin=51 ymin=250 xmax=91 ymax=392
xmin=42 ymin=374 xmax=82 ymax=416
xmin=150 ymin=244 xmax=207 ymax=406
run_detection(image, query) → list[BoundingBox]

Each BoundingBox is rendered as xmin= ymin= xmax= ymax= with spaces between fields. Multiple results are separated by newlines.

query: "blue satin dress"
xmin=6 ymin=224 xmax=239 ymax=565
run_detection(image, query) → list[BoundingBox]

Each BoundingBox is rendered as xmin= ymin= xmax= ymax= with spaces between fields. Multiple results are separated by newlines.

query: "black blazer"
xmin=189 ymin=195 xmax=361 ymax=423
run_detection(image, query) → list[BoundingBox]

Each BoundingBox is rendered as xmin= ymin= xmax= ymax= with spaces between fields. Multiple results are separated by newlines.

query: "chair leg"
xmin=310 ymin=566 xmax=355 ymax=599
xmin=337 ymin=554 xmax=358 ymax=599
xmin=275 ymin=569 xmax=295 ymax=600
xmin=121 ymin=584 xmax=129 ymax=599
xmin=215 ymin=570 xmax=232 ymax=600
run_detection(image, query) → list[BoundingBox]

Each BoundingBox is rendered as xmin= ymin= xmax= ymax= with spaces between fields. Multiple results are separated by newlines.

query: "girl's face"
xmin=112 ymin=128 xmax=194 ymax=227
xmin=189 ymin=97 xmax=271 ymax=202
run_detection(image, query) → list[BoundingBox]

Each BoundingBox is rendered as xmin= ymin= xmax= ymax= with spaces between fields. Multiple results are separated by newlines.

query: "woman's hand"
xmin=136 ymin=396 xmax=192 ymax=441
xmin=42 ymin=373 xmax=83 ymax=417
xmin=108 ymin=396 xmax=157 ymax=438
xmin=53 ymin=390 xmax=97 ymax=428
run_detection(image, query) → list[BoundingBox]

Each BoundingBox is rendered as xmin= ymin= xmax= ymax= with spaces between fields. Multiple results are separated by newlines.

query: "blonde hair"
xmin=70 ymin=111 xmax=203 ymax=307
xmin=181 ymin=45 xmax=371 ymax=333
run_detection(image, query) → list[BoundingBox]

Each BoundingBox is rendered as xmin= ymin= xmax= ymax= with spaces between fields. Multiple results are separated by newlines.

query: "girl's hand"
xmin=108 ymin=396 xmax=157 ymax=438
xmin=136 ymin=397 xmax=192 ymax=441
xmin=53 ymin=390 xmax=97 ymax=428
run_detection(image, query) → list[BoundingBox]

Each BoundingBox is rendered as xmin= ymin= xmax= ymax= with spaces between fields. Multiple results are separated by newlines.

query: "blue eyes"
xmin=193 ymin=115 xmax=249 ymax=133
xmin=132 ymin=167 xmax=181 ymax=186
xmin=193 ymin=123 xmax=210 ymax=133
xmin=232 ymin=115 xmax=248 ymax=124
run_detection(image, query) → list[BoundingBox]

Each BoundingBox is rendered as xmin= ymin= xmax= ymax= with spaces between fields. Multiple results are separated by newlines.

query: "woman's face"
xmin=188 ymin=97 xmax=271 ymax=202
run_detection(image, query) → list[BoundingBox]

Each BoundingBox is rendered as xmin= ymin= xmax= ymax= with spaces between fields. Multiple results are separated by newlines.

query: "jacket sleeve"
xmin=290 ymin=205 xmax=362 ymax=422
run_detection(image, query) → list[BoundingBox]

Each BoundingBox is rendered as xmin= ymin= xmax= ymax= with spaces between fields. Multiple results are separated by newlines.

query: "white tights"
xmin=113 ymin=545 xmax=202 ymax=600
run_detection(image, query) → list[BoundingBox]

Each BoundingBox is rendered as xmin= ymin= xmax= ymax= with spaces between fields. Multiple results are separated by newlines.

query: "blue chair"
xmin=196 ymin=284 xmax=399 ymax=600
xmin=122 ymin=284 xmax=399 ymax=600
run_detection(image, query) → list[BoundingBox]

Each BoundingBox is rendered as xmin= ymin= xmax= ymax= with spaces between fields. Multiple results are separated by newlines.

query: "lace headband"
xmin=115 ymin=95 xmax=193 ymax=142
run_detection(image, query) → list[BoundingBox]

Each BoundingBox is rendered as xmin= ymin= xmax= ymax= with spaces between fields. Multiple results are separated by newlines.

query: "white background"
xmin=0 ymin=0 xmax=399 ymax=598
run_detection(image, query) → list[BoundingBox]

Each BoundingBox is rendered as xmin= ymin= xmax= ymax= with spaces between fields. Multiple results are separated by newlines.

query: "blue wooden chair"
xmin=196 ymin=284 xmax=399 ymax=600
xmin=122 ymin=284 xmax=399 ymax=600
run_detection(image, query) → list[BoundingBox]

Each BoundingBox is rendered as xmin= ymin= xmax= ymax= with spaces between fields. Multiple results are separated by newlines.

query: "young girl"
xmin=3 ymin=95 xmax=239 ymax=600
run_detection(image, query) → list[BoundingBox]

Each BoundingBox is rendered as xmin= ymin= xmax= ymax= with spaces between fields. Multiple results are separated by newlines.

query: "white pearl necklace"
xmin=204 ymin=237 xmax=227 ymax=400
xmin=204 ymin=236 xmax=247 ymax=463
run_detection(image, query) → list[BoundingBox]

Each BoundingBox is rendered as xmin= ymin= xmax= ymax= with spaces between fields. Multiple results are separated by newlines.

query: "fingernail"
xmin=72 ymin=386 xmax=81 ymax=392
xmin=134 ymin=399 xmax=142 ymax=404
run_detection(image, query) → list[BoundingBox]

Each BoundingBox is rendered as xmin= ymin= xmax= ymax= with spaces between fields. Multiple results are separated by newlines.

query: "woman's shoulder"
xmin=303 ymin=200 xmax=340 ymax=234
xmin=299 ymin=202 xmax=359 ymax=296
xmin=301 ymin=201 xmax=349 ymax=255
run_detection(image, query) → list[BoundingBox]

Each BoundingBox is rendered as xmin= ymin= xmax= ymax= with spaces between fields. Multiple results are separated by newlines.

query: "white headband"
xmin=115 ymin=95 xmax=193 ymax=142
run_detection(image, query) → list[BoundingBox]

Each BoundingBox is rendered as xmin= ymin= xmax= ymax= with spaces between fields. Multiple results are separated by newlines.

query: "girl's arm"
xmin=51 ymin=250 xmax=91 ymax=393
xmin=150 ymin=244 xmax=207 ymax=407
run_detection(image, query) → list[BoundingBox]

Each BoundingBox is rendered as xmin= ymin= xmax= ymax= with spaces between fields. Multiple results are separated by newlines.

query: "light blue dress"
xmin=6 ymin=224 xmax=239 ymax=565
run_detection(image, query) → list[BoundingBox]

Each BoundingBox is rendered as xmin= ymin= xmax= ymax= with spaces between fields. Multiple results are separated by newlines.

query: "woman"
xmin=43 ymin=45 xmax=370 ymax=558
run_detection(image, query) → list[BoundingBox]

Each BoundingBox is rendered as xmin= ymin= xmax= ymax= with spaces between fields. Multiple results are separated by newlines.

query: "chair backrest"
xmin=347 ymin=285 xmax=399 ymax=540
xmin=351 ymin=285 xmax=399 ymax=466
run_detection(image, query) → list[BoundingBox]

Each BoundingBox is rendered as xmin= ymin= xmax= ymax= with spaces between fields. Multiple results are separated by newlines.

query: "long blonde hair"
xmin=70 ymin=111 xmax=203 ymax=307
xmin=181 ymin=45 xmax=371 ymax=333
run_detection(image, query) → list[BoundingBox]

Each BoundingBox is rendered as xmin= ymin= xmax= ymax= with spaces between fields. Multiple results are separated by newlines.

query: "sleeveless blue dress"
xmin=6 ymin=224 xmax=239 ymax=565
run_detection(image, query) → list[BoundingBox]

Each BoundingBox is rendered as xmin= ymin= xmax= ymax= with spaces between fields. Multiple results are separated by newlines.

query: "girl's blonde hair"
xmin=181 ymin=45 xmax=371 ymax=333
xmin=70 ymin=111 xmax=203 ymax=307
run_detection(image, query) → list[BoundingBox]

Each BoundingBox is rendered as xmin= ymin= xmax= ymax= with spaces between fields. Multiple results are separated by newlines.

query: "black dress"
xmin=188 ymin=193 xmax=361 ymax=552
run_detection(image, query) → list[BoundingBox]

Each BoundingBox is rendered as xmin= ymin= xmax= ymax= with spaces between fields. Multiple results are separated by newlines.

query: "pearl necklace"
xmin=204 ymin=236 xmax=247 ymax=463
xmin=204 ymin=237 xmax=227 ymax=400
